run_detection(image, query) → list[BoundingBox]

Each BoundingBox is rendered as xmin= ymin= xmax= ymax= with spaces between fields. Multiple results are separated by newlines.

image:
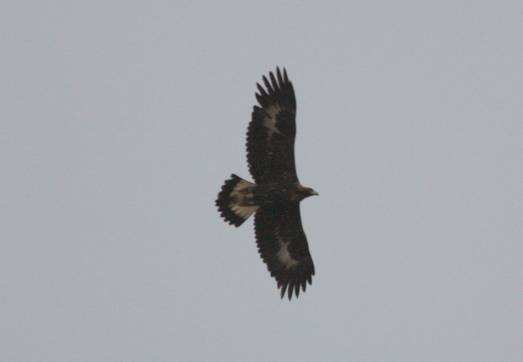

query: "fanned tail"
xmin=216 ymin=174 xmax=258 ymax=227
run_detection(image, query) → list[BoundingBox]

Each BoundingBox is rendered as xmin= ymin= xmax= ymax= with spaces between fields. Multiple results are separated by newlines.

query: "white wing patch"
xmin=263 ymin=105 xmax=282 ymax=138
xmin=276 ymin=240 xmax=299 ymax=268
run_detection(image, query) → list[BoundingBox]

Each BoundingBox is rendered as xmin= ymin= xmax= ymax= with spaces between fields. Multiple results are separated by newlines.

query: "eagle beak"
xmin=311 ymin=190 xmax=319 ymax=196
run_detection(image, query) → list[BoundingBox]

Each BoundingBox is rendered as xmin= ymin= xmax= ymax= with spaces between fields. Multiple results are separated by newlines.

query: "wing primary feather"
xmin=295 ymin=281 xmax=300 ymax=298
xmin=283 ymin=68 xmax=289 ymax=82
xmin=287 ymin=282 xmax=294 ymax=300
xmin=276 ymin=67 xmax=283 ymax=86
xmin=301 ymin=280 xmax=307 ymax=292
xmin=255 ymin=93 xmax=264 ymax=106
xmin=256 ymin=83 xmax=267 ymax=96
xmin=262 ymin=76 xmax=273 ymax=93
xmin=269 ymin=71 xmax=278 ymax=92
xmin=280 ymin=282 xmax=288 ymax=299
xmin=307 ymin=274 xmax=312 ymax=285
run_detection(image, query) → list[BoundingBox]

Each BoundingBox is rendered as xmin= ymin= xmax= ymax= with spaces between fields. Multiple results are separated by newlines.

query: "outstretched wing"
xmin=254 ymin=203 xmax=315 ymax=300
xmin=247 ymin=67 xmax=298 ymax=184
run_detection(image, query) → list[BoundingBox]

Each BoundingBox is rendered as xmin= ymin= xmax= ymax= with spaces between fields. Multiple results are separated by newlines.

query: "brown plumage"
xmin=215 ymin=67 xmax=318 ymax=300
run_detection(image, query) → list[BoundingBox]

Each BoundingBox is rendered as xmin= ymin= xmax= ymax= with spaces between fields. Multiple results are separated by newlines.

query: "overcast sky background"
xmin=1 ymin=1 xmax=522 ymax=361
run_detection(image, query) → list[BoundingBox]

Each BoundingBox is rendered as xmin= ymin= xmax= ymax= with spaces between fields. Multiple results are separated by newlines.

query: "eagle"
xmin=216 ymin=67 xmax=318 ymax=300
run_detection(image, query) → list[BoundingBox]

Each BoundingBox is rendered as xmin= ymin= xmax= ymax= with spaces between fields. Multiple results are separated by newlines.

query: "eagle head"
xmin=296 ymin=184 xmax=319 ymax=201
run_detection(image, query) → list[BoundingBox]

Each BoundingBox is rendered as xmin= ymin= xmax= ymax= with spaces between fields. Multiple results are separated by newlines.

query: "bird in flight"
xmin=216 ymin=67 xmax=318 ymax=300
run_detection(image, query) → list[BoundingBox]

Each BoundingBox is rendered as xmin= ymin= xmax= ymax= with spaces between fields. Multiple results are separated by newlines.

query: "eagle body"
xmin=254 ymin=182 xmax=316 ymax=206
xmin=216 ymin=68 xmax=318 ymax=300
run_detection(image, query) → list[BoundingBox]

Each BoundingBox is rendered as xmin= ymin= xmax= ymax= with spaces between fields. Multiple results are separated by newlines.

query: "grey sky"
xmin=1 ymin=1 xmax=522 ymax=361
